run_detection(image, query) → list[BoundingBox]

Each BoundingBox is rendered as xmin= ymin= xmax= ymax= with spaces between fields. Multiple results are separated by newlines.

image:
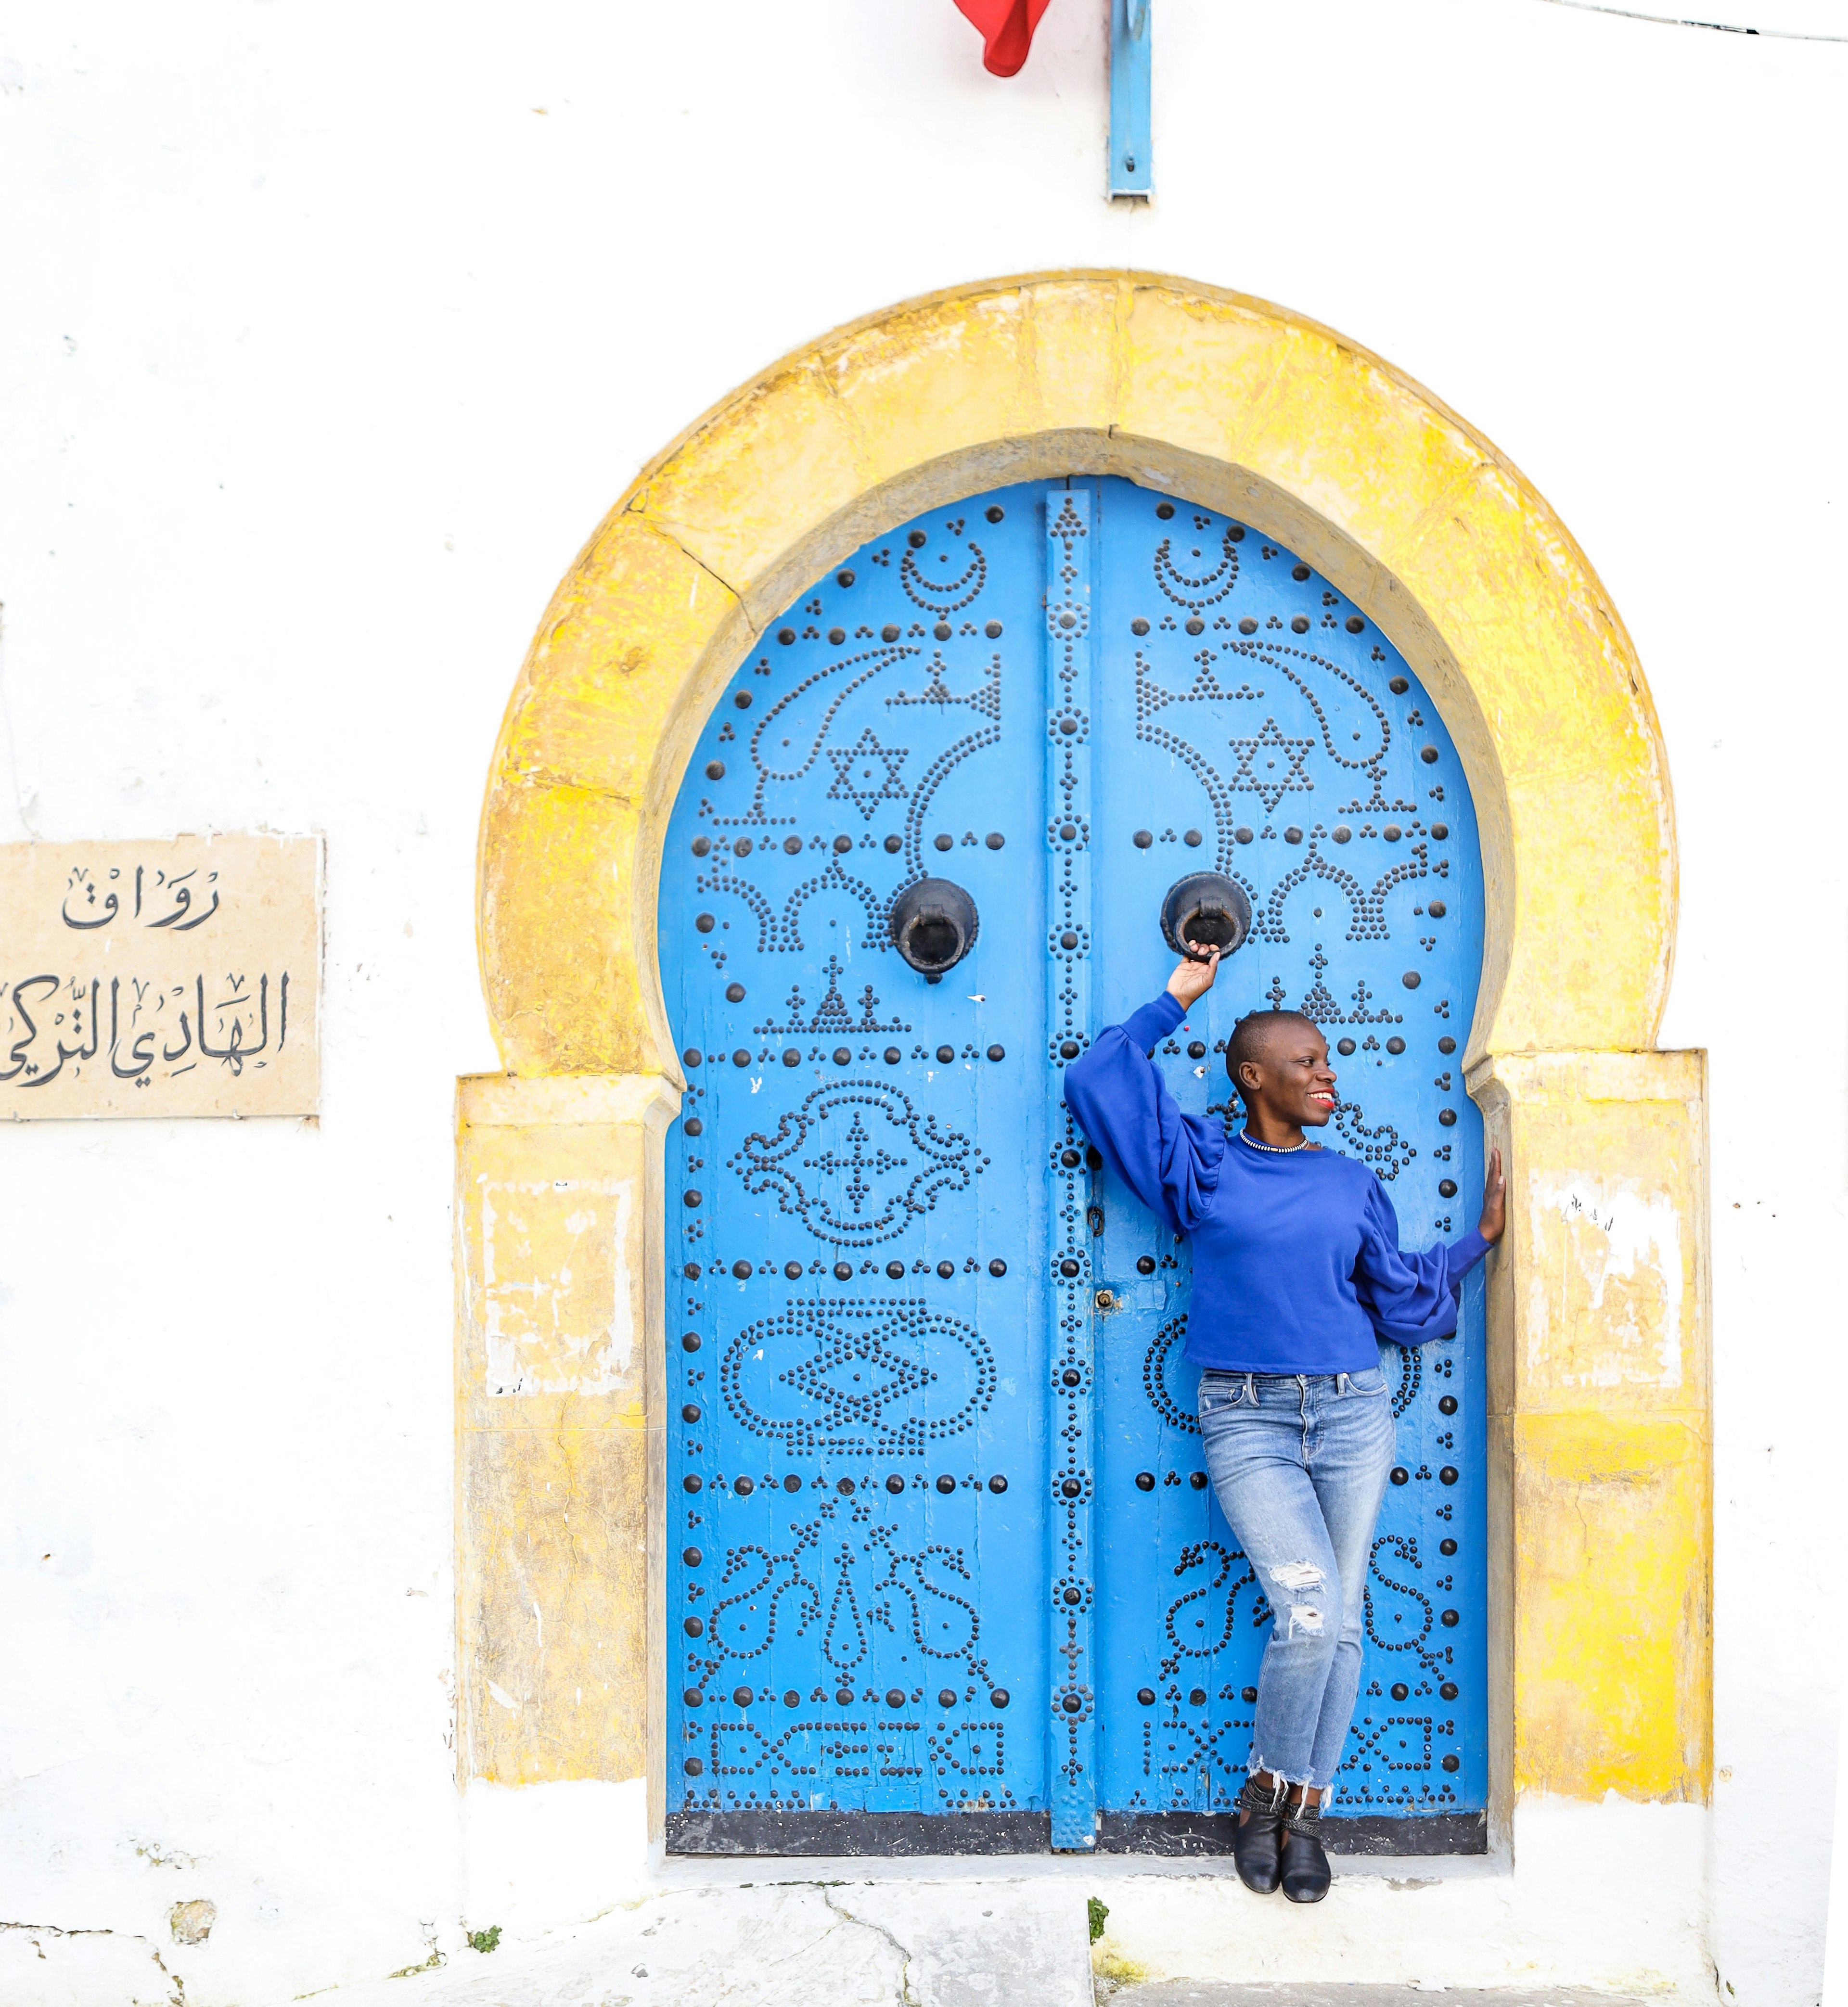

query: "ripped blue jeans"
xmin=1196 ymin=1360 xmax=1397 ymax=1793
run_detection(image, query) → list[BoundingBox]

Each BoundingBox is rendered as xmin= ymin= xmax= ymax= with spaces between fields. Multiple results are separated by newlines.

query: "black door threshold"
xmin=665 ymin=1809 xmax=1486 ymax=1858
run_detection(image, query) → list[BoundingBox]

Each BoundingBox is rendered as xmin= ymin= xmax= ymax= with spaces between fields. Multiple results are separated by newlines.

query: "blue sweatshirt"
xmin=1063 ymin=991 xmax=1489 ymax=1375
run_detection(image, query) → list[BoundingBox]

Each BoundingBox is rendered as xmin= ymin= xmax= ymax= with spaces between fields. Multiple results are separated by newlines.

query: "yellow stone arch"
xmin=456 ymin=274 xmax=1709 ymax=1832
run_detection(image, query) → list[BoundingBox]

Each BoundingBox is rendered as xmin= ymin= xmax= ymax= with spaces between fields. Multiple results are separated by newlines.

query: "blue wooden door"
xmin=660 ymin=479 xmax=1486 ymax=1856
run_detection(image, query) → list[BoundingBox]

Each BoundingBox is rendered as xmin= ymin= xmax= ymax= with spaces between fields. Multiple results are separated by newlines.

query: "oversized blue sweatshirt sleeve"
xmin=1352 ymin=1178 xmax=1490 ymax=1346
xmin=1061 ymin=991 xmax=1226 ymax=1236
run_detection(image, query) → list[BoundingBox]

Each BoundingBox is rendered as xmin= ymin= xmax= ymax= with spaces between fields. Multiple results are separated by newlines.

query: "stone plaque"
xmin=0 ymin=834 xmax=321 ymax=1119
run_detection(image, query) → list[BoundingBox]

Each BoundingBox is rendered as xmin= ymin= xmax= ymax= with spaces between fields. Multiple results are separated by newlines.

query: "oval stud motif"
xmin=1059 ymin=1258 xmax=1081 ymax=1278
xmin=684 ymin=1757 xmax=704 ymax=1776
xmin=1291 ymin=564 xmax=1310 ymax=581
xmin=939 ymin=1688 xmax=958 ymax=1708
xmin=683 ymin=1687 xmax=704 ymax=1706
xmin=683 ymin=1615 xmax=704 ymax=1635
xmin=886 ymin=1474 xmax=905 ymax=1494
xmin=1242 ymin=1685 xmax=1258 ymax=1703
xmin=886 ymin=1260 xmax=905 ymax=1279
xmin=783 ymin=1475 xmax=802 ymax=1494
xmin=1430 ymin=821 xmax=1450 ymax=840
xmin=1189 ymin=1687 xmax=1206 ymax=1706
xmin=1059 ymin=1039 xmax=1082 ymax=1060
xmin=681 ymin=1332 xmax=700 ymax=1352
xmin=836 ymin=1686 xmax=855 ymax=1704
xmin=1390 ymin=1467 xmax=1409 ymax=1486
xmin=1386 ymin=1036 xmax=1406 ymax=1054
xmin=1439 ymin=1539 xmax=1458 ymax=1557
xmin=682 ymin=1189 xmax=702 ymax=1208
xmin=725 ymin=982 xmax=746 ymax=1002
xmin=681 ymin=1402 xmax=701 ymax=1423
xmin=1439 ymin=1179 xmax=1458 ymax=1198
xmin=1234 ymin=826 xmax=1254 ymax=844
xmin=1439 ymin=1109 xmax=1457 ymax=1126
xmin=1063 ymin=1587 xmax=1083 ymax=1606
xmin=988 ymin=1258 xmax=1007 ymax=1277
xmin=1135 ymin=1471 xmax=1155 ymax=1491
xmin=1337 ymin=1038 xmax=1357 ymax=1056
xmin=1391 ymin=1682 xmax=1410 ymax=1701
xmin=731 ymin=1260 xmax=751 ymax=1279
xmin=1136 ymin=1255 xmax=1156 ymax=1275
xmin=1421 ymin=746 xmax=1440 ymax=764
xmin=1439 ymin=1395 xmax=1458 ymax=1415
xmin=1138 ymin=1687 xmax=1155 ymax=1706
xmin=1441 ymin=1609 xmax=1460 ymax=1626
xmin=1442 ymin=1754 xmax=1461 ymax=1773
xmin=1062 ymin=1693 xmax=1084 ymax=1713
xmin=733 ymin=1476 xmax=754 ymax=1496
xmin=1402 ymin=971 xmax=1421 ymax=989
xmin=733 ymin=1685 xmax=754 ymax=1707
xmin=691 ymin=836 xmax=711 ymax=856
xmin=705 ymin=761 xmax=725 ymax=780
xmin=1388 ymin=674 xmax=1409 ymax=693
xmin=1061 ymin=1478 xmax=1083 ymax=1498
xmin=1239 ymin=617 xmax=1258 ymax=635
xmin=936 ymin=1474 xmax=957 ymax=1494
xmin=987 ymin=1044 xmax=1005 ymax=1061
xmin=1440 ymin=1681 xmax=1460 ymax=1700
xmin=988 ymin=1474 xmax=1008 ymax=1494
xmin=886 ymin=1687 xmax=907 ymax=1709
xmin=683 ymin=1547 xmax=702 ymax=1567
xmin=1190 ymin=1471 xmax=1207 ymax=1490
xmin=1439 ymin=1465 xmax=1460 ymax=1484
xmin=991 ymin=1688 xmax=1010 ymax=1708
xmin=695 ymin=913 xmax=715 ymax=933
xmin=1291 ymin=615 xmax=1310 ymax=633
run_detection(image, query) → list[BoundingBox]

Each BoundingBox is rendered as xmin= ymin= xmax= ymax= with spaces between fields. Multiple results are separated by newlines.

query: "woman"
xmin=1064 ymin=944 xmax=1505 ymax=1904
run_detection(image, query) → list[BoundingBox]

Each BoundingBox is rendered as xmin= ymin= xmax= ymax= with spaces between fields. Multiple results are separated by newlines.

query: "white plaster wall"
xmin=0 ymin=1 xmax=1841 ymax=2002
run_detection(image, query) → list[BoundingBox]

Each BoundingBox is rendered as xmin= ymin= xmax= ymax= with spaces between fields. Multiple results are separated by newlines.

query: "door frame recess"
xmin=456 ymin=272 xmax=1710 ymax=1860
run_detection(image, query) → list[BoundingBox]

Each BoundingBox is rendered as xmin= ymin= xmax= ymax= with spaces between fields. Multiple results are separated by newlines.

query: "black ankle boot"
xmin=1279 ymin=1794 xmax=1332 ymax=1903
xmin=1232 ymin=1775 xmax=1286 ymax=1894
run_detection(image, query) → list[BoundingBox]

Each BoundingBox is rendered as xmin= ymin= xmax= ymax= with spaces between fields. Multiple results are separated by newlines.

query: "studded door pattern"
xmin=1086 ymin=480 xmax=1488 ymax=1831
xmin=661 ymin=490 xmax=1053 ymax=1839
xmin=660 ymin=478 xmax=1487 ymax=1852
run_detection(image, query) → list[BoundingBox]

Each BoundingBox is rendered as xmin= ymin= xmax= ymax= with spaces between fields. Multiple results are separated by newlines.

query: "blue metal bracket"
xmin=1109 ymin=0 xmax=1151 ymax=200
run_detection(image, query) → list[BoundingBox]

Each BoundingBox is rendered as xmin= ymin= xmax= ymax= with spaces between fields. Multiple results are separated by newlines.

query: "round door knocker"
xmin=1159 ymin=871 xmax=1253 ymax=961
xmin=889 ymin=877 xmax=978 ymax=979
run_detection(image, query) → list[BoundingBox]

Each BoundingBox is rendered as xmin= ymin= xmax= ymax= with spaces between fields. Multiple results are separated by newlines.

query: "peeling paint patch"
xmin=478 ymin=1176 xmax=636 ymax=1396
xmin=1527 ymin=1172 xmax=1685 ymax=1389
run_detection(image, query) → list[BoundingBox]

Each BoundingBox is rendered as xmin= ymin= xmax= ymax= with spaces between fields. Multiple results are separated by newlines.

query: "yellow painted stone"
xmin=455 ymin=1077 xmax=676 ymax=1787
xmin=464 ymin=272 xmax=1707 ymax=1814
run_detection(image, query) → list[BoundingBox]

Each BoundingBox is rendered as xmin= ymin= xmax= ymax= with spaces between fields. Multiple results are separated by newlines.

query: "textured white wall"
xmin=1 ymin=1 xmax=1843 ymax=2002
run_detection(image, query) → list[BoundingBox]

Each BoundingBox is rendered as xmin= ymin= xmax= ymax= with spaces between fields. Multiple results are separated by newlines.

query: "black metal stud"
xmin=1438 ymin=1035 xmax=1456 ymax=1054
xmin=1390 ymin=1466 xmax=1409 ymax=1485
xmin=1138 ymin=1687 xmax=1156 ymax=1705
xmin=1136 ymin=1256 xmax=1156 ymax=1275
xmin=705 ymin=761 xmax=725 ymax=780
xmin=1386 ymin=1036 xmax=1405 ymax=1054
xmin=1337 ymin=1038 xmax=1356 ymax=1056
xmin=1439 ymin=1395 xmax=1458 ymax=1415
xmin=988 ymin=1474 xmax=1007 ymax=1493
xmin=681 ymin=1332 xmax=700 ymax=1352
xmin=988 ymin=1258 xmax=1007 ymax=1277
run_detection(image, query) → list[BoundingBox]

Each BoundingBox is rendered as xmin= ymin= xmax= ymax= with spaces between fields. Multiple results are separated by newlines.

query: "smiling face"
xmin=1232 ymin=1013 xmax=1337 ymax=1129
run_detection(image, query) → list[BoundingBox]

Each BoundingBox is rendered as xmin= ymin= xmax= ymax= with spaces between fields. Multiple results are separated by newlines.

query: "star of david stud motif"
xmin=826 ymin=728 xmax=909 ymax=819
xmin=1228 ymin=716 xmax=1314 ymax=813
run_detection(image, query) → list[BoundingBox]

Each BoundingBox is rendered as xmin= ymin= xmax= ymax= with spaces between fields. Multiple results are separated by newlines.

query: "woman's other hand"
xmin=1477 ymin=1146 xmax=1506 ymax=1244
xmin=1165 ymin=946 xmax=1221 ymax=1010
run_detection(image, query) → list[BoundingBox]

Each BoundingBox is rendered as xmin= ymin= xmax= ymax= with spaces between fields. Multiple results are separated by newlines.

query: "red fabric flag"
xmin=953 ymin=0 xmax=1053 ymax=77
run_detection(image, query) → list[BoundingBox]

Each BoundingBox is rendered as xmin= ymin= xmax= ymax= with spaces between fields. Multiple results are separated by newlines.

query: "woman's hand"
xmin=1165 ymin=946 xmax=1221 ymax=1010
xmin=1477 ymin=1146 xmax=1506 ymax=1244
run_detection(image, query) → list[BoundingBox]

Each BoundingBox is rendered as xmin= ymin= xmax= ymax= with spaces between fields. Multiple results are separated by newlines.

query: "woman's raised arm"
xmin=1062 ymin=989 xmax=1226 ymax=1236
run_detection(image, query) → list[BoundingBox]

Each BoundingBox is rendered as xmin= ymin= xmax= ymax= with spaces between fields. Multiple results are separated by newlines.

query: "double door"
xmin=659 ymin=478 xmax=1486 ymax=1854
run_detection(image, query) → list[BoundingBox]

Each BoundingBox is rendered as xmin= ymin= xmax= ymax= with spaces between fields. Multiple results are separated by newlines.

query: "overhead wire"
xmin=1535 ymin=0 xmax=1848 ymax=39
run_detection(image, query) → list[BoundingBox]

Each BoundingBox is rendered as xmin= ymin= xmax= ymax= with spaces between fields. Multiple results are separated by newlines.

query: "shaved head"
xmin=1227 ymin=1009 xmax=1322 ymax=1099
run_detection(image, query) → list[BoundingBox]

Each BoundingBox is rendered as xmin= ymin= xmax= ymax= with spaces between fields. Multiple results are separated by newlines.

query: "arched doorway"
xmin=656 ymin=476 xmax=1486 ymax=1854
xmin=457 ymin=275 xmax=1706 ymax=1859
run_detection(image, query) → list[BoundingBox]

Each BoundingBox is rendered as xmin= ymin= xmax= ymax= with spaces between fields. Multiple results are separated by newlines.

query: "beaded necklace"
xmin=1238 ymin=1127 xmax=1311 ymax=1156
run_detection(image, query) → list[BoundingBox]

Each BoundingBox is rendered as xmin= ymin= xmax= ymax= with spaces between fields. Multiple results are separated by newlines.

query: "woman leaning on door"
xmin=1064 ymin=944 xmax=1503 ymax=1904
